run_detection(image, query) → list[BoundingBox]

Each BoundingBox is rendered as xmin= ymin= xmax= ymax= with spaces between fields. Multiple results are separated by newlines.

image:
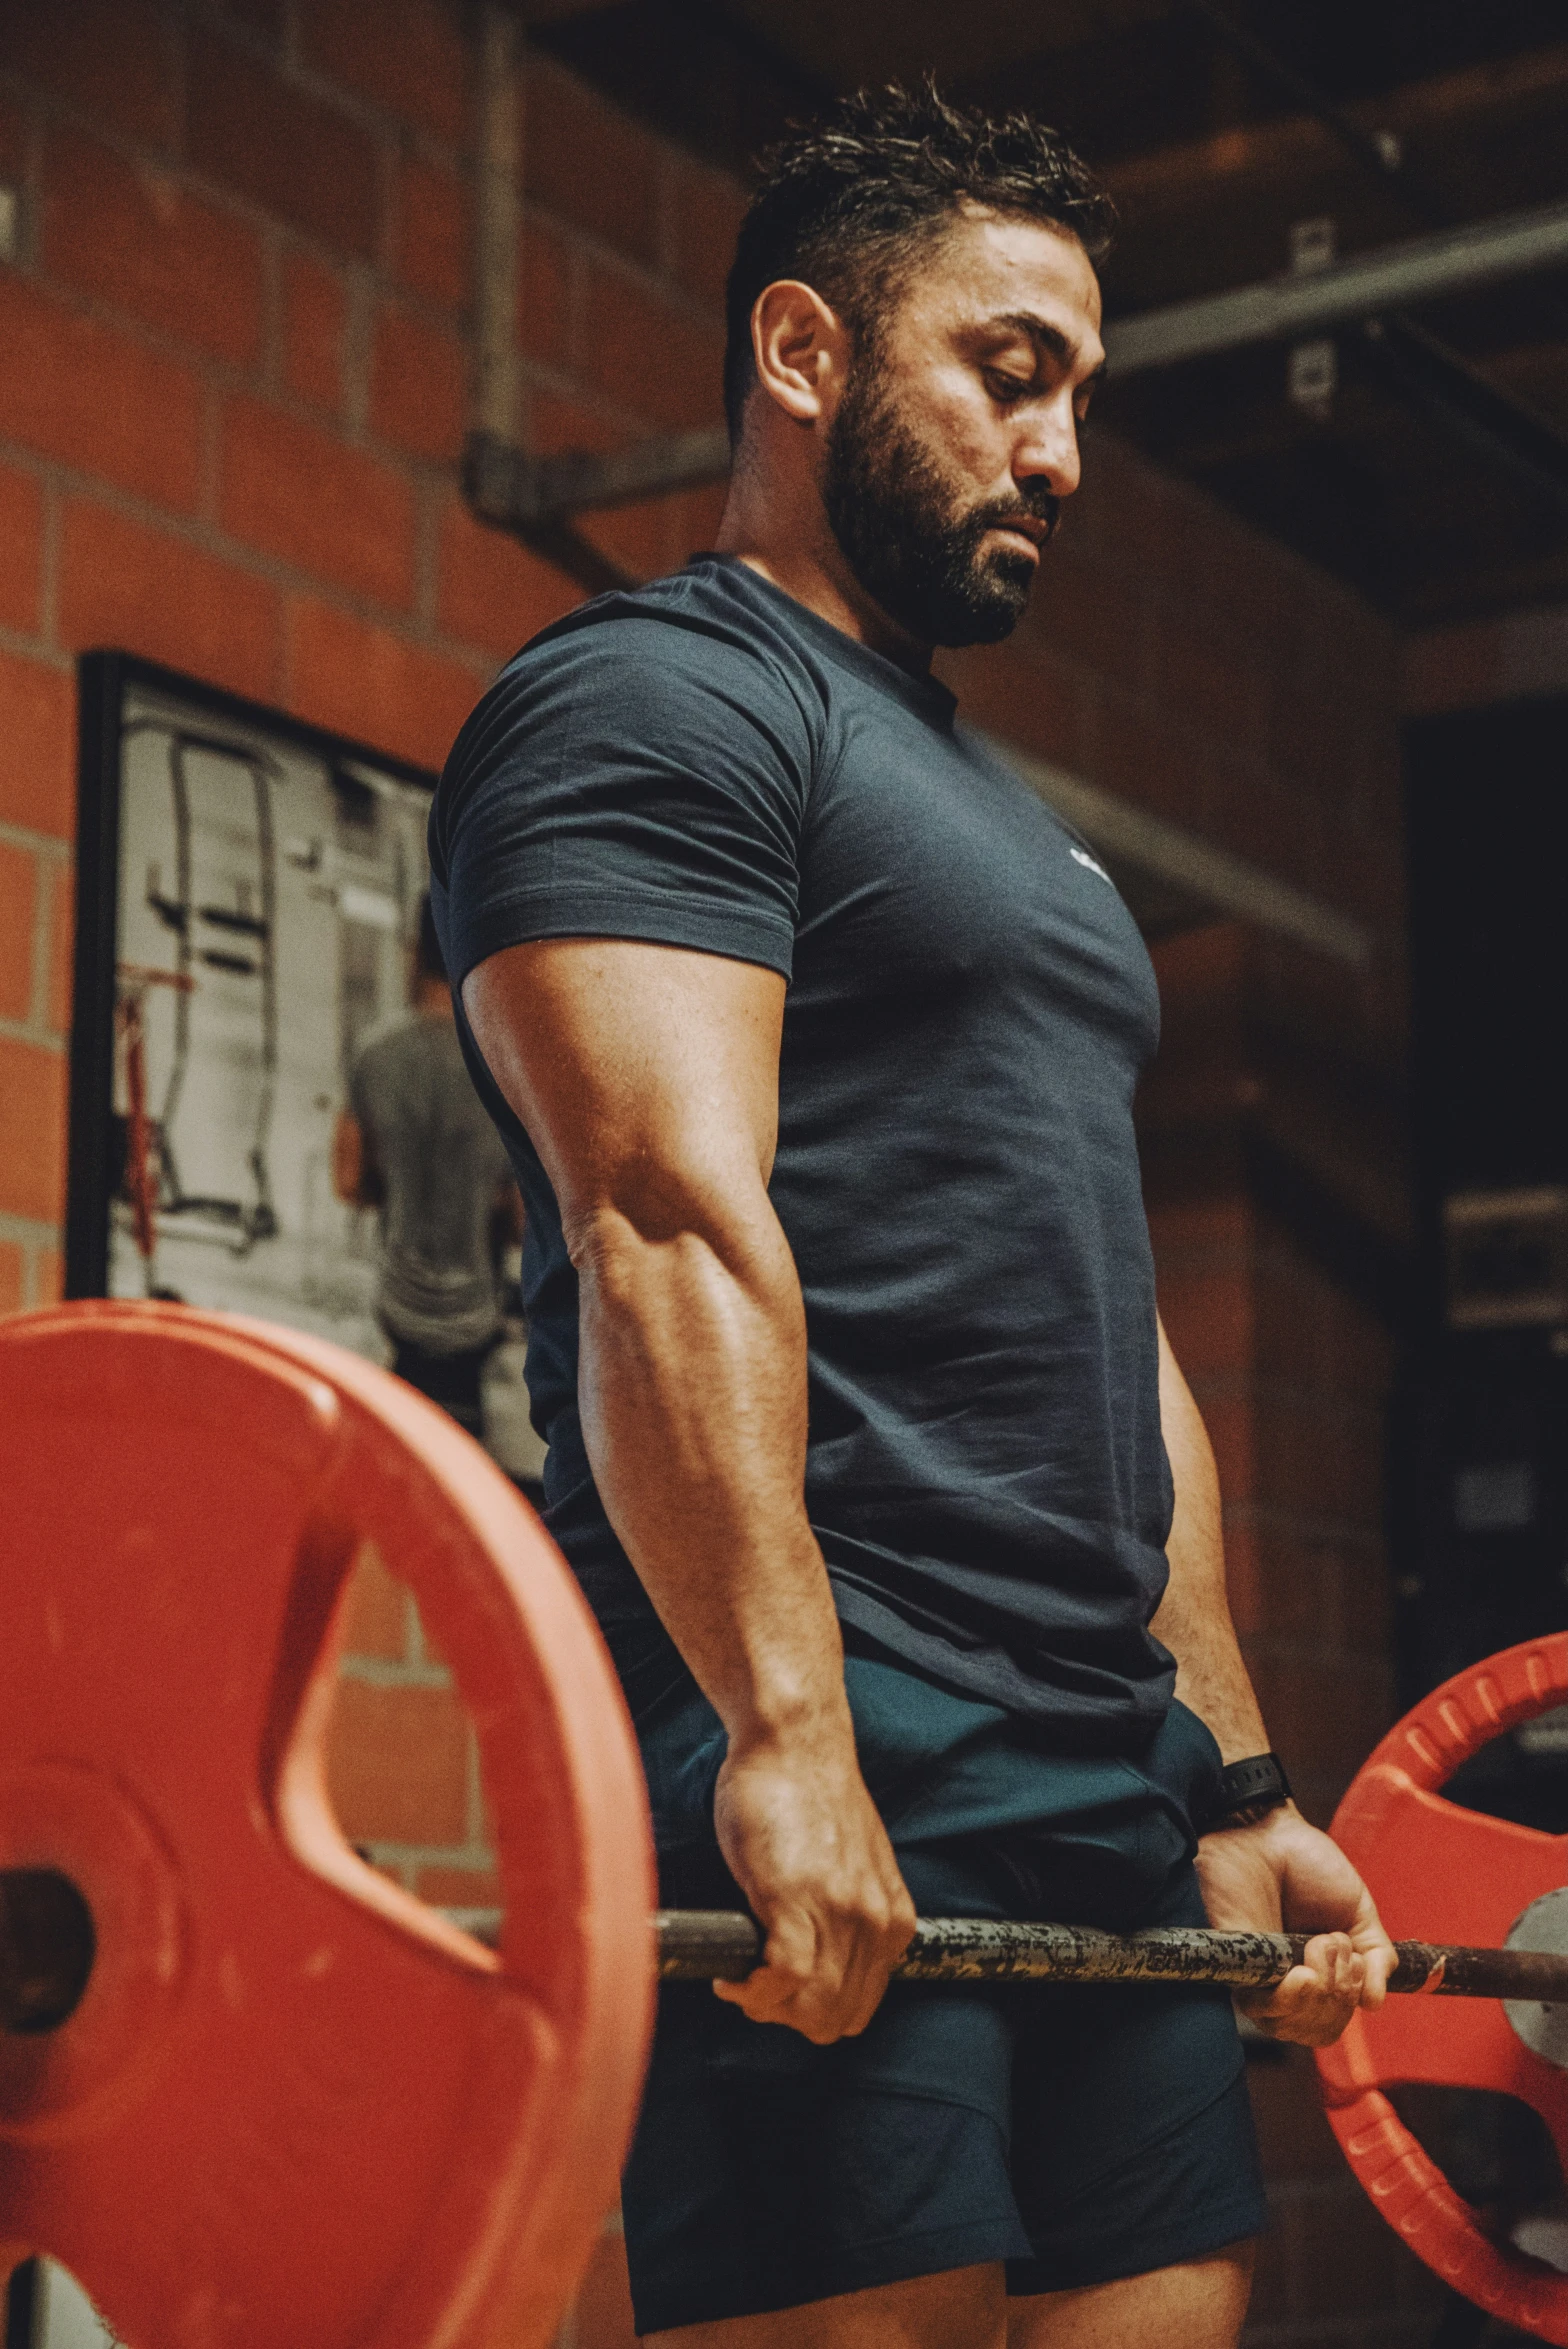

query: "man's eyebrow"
xmin=982 ymin=311 xmax=1107 ymax=383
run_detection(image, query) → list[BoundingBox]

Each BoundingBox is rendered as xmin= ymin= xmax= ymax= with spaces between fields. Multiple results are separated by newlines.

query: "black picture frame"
xmin=67 ymin=651 xmax=439 ymax=1326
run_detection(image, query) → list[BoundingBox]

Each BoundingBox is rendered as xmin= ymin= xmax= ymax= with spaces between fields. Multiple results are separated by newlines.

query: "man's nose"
xmin=1014 ymin=396 xmax=1081 ymax=499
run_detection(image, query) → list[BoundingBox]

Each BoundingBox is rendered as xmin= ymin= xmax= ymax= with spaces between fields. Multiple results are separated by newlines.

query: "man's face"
xmin=819 ymin=210 xmax=1105 ymax=649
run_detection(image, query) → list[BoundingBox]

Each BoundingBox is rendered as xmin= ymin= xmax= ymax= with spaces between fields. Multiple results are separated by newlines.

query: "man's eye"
xmin=986 ymin=371 xmax=1031 ymax=406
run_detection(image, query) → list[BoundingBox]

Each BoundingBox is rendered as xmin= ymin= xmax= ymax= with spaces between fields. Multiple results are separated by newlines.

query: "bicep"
xmin=461 ymin=938 xmax=786 ymax=1248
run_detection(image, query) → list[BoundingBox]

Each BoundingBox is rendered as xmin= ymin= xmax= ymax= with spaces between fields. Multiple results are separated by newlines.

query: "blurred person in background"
xmin=334 ymin=894 xmax=521 ymax=1449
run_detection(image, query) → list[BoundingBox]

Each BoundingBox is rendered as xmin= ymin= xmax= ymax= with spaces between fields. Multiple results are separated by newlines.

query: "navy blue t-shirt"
xmin=430 ymin=555 xmax=1176 ymax=1747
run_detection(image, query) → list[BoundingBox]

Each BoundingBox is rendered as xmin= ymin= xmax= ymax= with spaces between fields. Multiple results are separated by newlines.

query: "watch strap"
xmin=1208 ymin=1751 xmax=1292 ymax=1830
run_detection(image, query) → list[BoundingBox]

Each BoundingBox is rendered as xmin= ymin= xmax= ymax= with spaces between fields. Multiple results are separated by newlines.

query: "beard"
xmin=820 ymin=363 xmax=1060 ymax=649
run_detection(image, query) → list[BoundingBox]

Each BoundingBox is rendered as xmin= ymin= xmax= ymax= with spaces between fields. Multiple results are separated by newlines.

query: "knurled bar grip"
xmin=655 ymin=1911 xmax=1568 ymax=2001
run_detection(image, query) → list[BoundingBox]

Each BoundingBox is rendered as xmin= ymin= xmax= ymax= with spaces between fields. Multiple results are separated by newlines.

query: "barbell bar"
xmin=653 ymin=1908 xmax=1568 ymax=1998
xmin=9 ymin=1867 xmax=1568 ymax=2033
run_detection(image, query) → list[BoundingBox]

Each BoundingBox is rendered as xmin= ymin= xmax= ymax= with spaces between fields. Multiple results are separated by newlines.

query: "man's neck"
xmin=714 ymin=483 xmax=934 ymax=680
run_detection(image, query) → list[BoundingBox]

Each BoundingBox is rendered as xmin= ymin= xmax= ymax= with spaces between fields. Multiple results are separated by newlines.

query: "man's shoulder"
xmin=433 ymin=561 xmax=836 ymax=858
xmin=457 ymin=563 xmax=828 ymax=751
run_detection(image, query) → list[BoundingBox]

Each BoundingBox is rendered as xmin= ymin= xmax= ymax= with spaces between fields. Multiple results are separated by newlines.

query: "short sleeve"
xmin=430 ymin=605 xmax=818 ymax=990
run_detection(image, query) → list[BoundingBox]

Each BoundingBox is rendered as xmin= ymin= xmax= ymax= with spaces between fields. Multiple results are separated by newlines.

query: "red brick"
xmin=666 ymin=154 xmax=746 ymax=308
xmin=673 ymin=479 xmax=729 ymax=560
xmin=0 ymin=840 xmax=36 ymax=1021
xmin=221 ymin=397 xmax=416 ymax=611
xmin=518 ymin=211 xmax=573 ymax=369
xmin=1198 ymin=1388 xmax=1254 ymax=1507
xmin=0 ymin=88 xmax=25 ymax=184
xmin=0 ymin=1241 xmax=22 ymax=1317
xmin=0 ymin=0 xmax=177 ymax=151
xmin=413 ymin=1862 xmax=500 ymax=1909
xmin=287 ymin=597 xmax=484 ymax=772
xmin=525 ymin=54 xmax=659 ymax=266
xmin=1145 ymin=1195 xmax=1252 ymax=1260
xmin=282 ymin=251 xmax=347 ymax=413
xmin=1094 ymin=688 xmax=1208 ymax=832
xmin=42 ymin=127 xmax=265 ymax=369
xmin=938 ymin=637 xmax=1092 ymax=776
xmin=220 ymin=0 xmax=287 ymax=38
xmin=1156 ymin=1263 xmax=1253 ymax=1380
xmin=1026 ymin=546 xmax=1153 ymax=694
xmin=369 ymin=303 xmax=465 ymax=463
xmin=570 ymin=2228 xmax=636 ymax=2349
xmin=59 ymin=500 xmax=282 ymax=707
xmin=577 ymin=261 xmax=725 ymax=433
xmin=339 ymin=1543 xmax=409 ymax=1662
xmin=396 ymin=151 xmax=470 ymax=314
xmin=47 ymin=862 xmax=72 ymax=1039
xmin=0 ymin=460 xmax=43 ymax=636
xmin=301 ymin=0 xmax=466 ymax=148
xmin=0 ymin=652 xmax=74 ymax=839
xmin=0 ymin=275 xmax=203 ymax=514
xmin=437 ymin=494 xmax=581 ymax=661
xmin=187 ymin=22 xmax=380 ymax=260
xmin=325 ymin=1677 xmax=470 ymax=1845
xmin=0 ymin=1036 xmax=66 ymax=1223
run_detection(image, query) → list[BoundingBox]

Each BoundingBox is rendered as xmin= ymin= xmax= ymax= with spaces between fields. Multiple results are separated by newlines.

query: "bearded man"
xmin=430 ymin=82 xmax=1394 ymax=2349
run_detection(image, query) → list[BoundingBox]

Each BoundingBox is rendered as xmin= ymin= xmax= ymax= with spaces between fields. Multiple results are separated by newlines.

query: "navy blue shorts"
xmin=622 ymin=1660 xmax=1267 ymax=2335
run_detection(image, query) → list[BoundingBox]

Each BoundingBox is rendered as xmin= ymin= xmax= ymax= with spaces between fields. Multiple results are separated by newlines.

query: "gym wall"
xmin=0 ymin=6 xmax=1420 ymax=2344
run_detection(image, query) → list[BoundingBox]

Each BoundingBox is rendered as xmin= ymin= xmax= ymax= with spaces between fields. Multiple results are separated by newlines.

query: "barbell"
xmin=2 ymin=1305 xmax=1566 ymax=2346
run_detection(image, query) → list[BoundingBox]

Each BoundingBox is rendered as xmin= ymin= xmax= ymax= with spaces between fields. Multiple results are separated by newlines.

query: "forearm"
xmin=1148 ymin=1318 xmax=1268 ymax=1764
xmin=573 ymin=1199 xmax=849 ymax=1747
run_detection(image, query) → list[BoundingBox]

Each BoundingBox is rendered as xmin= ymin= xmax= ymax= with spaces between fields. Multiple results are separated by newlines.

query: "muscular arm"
xmin=1152 ymin=1320 xmax=1395 ymax=2044
xmin=463 ymin=936 xmax=913 ymax=2042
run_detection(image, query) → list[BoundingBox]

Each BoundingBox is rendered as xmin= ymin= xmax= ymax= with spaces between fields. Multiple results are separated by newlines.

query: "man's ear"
xmin=750 ymin=280 xmax=848 ymax=425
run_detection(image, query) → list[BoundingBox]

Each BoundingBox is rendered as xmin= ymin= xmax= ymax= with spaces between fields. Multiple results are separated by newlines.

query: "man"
xmin=431 ymin=83 xmax=1394 ymax=2349
xmin=333 ymin=894 xmax=517 ymax=1441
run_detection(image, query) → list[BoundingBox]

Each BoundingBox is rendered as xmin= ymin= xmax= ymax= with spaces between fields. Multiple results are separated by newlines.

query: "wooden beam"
xmin=1108 ymin=43 xmax=1568 ymax=213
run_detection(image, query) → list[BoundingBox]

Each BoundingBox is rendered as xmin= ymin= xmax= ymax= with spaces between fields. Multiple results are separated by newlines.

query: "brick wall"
xmin=0 ymin=7 xmax=1430 ymax=2344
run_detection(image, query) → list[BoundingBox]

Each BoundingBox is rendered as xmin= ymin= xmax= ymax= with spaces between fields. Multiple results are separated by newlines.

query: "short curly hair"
xmin=723 ymin=81 xmax=1116 ymax=443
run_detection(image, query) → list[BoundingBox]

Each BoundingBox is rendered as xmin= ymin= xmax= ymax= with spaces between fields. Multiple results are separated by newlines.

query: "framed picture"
xmin=69 ymin=652 xmax=441 ymax=1352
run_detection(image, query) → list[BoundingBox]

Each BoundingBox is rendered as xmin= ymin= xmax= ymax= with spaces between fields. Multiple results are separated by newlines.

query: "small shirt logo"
xmin=1070 ymin=846 xmax=1112 ymax=884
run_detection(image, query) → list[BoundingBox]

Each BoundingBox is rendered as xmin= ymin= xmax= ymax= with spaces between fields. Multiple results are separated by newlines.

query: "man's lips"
xmin=987 ymin=513 xmax=1053 ymax=548
xmin=990 ymin=520 xmax=1046 ymax=554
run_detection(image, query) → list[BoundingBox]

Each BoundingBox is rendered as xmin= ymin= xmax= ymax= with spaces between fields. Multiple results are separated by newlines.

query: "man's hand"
xmin=1196 ymin=1804 xmax=1396 ymax=2046
xmin=711 ymin=1716 xmax=916 ymax=2043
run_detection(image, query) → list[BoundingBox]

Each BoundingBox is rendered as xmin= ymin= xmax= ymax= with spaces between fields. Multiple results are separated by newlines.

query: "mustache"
xmin=969 ymin=490 xmax=1062 ymax=545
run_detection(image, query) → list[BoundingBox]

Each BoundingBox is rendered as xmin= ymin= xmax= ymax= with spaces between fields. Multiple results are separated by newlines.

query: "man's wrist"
xmin=1204 ymin=1750 xmax=1293 ymax=1833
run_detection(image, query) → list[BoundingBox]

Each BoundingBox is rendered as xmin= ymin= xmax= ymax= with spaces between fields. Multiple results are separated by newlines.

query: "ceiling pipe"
xmin=1105 ymin=196 xmax=1568 ymax=375
xmin=463 ymin=0 xmax=633 ymax=594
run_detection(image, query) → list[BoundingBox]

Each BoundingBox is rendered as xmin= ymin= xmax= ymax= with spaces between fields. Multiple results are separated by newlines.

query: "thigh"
xmin=1005 ymin=2247 xmax=1255 ymax=2349
xmin=1004 ymin=1871 xmax=1267 ymax=2296
xmin=623 ymin=1844 xmax=1030 ymax=2338
xmin=651 ymin=2261 xmax=1008 ymax=2349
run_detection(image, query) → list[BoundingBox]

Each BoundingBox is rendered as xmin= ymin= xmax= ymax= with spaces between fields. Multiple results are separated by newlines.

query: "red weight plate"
xmin=0 ymin=1301 xmax=656 ymax=2349
xmin=1316 ymin=1637 xmax=1568 ymax=2345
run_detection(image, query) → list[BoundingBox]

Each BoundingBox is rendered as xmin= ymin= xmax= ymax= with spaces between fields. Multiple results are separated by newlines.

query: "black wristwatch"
xmin=1206 ymin=1752 xmax=1292 ymax=1833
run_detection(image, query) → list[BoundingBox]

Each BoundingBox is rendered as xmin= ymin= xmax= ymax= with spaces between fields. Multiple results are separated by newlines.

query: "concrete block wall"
xmin=0 ymin=6 xmax=1436 ymax=2343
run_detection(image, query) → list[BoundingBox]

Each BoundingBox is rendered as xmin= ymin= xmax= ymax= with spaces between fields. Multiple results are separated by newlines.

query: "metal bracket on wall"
xmin=461 ymin=426 xmax=732 ymax=596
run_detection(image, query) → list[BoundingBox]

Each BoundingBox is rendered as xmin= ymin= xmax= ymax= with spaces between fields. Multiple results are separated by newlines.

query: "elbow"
xmin=562 ymin=1169 xmax=772 ymax=1307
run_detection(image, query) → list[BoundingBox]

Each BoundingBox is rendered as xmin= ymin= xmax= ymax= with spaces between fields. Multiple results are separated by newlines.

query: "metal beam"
xmin=1105 ymin=197 xmax=1568 ymax=377
xmin=990 ymin=738 xmax=1373 ymax=968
